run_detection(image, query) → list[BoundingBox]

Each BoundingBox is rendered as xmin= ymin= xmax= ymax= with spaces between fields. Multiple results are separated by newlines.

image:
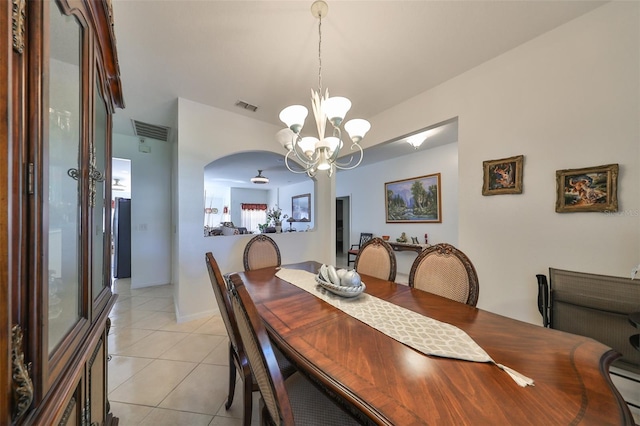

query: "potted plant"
xmin=267 ymin=205 xmax=288 ymax=233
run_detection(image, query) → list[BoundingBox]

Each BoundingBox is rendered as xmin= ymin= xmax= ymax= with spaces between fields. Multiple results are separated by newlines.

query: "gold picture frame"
xmin=385 ymin=173 xmax=441 ymax=223
xmin=482 ymin=155 xmax=524 ymax=195
xmin=555 ymin=164 xmax=618 ymax=213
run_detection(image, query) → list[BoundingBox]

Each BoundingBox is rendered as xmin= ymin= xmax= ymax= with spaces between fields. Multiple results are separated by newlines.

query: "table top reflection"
xmin=232 ymin=261 xmax=632 ymax=425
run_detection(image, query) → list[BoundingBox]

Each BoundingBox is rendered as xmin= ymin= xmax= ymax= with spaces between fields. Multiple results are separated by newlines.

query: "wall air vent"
xmin=131 ymin=119 xmax=171 ymax=142
xmin=235 ymin=100 xmax=258 ymax=112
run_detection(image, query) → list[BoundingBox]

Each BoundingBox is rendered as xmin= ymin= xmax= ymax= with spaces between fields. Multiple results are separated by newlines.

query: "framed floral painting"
xmin=482 ymin=155 xmax=524 ymax=195
xmin=555 ymin=164 xmax=618 ymax=213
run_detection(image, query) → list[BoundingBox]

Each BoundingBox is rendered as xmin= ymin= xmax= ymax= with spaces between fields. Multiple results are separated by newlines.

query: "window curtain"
xmin=241 ymin=203 xmax=267 ymax=233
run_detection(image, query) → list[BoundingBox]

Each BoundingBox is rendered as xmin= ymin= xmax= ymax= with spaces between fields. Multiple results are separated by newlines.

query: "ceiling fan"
xmin=112 ymin=178 xmax=126 ymax=191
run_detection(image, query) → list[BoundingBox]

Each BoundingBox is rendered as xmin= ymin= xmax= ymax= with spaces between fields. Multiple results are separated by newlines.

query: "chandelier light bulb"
xmin=344 ymin=118 xmax=371 ymax=142
xmin=324 ymin=136 xmax=341 ymax=155
xmin=323 ymin=96 xmax=351 ymax=125
xmin=316 ymin=149 xmax=331 ymax=170
xmin=279 ymin=105 xmax=308 ymax=133
xmin=276 ymin=128 xmax=295 ymax=150
xmin=298 ymin=136 xmax=318 ymax=158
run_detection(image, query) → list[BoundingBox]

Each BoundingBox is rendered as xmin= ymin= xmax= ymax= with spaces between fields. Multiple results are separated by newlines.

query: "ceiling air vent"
xmin=235 ymin=100 xmax=258 ymax=112
xmin=131 ymin=119 xmax=171 ymax=142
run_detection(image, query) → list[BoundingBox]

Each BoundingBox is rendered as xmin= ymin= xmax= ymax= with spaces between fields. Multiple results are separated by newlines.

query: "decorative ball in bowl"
xmin=316 ymin=264 xmax=365 ymax=298
xmin=382 ymin=235 xmax=390 ymax=241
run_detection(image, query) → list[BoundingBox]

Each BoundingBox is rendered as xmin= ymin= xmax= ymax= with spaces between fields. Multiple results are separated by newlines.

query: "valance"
xmin=241 ymin=203 xmax=267 ymax=211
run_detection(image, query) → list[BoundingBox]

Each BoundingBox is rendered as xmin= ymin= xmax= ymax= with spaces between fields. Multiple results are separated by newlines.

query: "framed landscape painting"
xmin=482 ymin=155 xmax=524 ymax=195
xmin=556 ymin=164 xmax=618 ymax=213
xmin=291 ymin=193 xmax=311 ymax=221
xmin=385 ymin=173 xmax=441 ymax=223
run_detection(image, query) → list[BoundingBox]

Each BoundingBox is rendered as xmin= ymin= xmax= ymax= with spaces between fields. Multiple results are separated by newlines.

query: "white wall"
xmin=176 ymin=99 xmax=332 ymax=322
xmin=365 ymin=2 xmax=639 ymax=323
xmin=113 ymin=134 xmax=172 ymax=288
xmin=337 ymin=142 xmax=459 ymax=277
xmin=163 ymin=2 xmax=637 ymax=327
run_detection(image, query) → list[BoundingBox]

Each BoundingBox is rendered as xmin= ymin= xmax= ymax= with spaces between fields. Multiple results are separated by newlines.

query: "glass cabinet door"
xmin=47 ymin=0 xmax=83 ymax=354
xmin=92 ymin=82 xmax=108 ymax=303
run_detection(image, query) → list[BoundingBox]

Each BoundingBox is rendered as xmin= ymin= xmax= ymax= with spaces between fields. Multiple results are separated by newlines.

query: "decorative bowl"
xmin=315 ymin=275 xmax=366 ymax=298
xmin=382 ymin=235 xmax=390 ymax=241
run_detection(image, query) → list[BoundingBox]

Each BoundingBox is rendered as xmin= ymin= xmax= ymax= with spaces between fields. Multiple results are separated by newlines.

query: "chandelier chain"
xmin=317 ymin=12 xmax=322 ymax=92
xmin=276 ymin=0 xmax=370 ymax=177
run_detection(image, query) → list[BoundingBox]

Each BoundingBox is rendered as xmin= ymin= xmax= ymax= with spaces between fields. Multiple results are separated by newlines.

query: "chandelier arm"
xmin=289 ymin=135 xmax=322 ymax=168
xmin=325 ymin=125 xmax=343 ymax=164
xmin=333 ymin=143 xmax=364 ymax=170
xmin=284 ymin=151 xmax=311 ymax=174
xmin=284 ymin=150 xmax=316 ymax=174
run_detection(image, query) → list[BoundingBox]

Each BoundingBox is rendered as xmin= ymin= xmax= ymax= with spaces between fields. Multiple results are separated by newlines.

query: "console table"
xmin=389 ymin=242 xmax=429 ymax=253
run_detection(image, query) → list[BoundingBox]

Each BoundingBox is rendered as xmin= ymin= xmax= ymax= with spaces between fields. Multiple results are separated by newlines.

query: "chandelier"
xmin=276 ymin=0 xmax=370 ymax=177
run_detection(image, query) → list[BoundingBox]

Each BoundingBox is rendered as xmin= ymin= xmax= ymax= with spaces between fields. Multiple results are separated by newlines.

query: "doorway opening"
xmin=336 ymin=196 xmax=350 ymax=268
xmin=112 ymin=158 xmax=131 ymax=278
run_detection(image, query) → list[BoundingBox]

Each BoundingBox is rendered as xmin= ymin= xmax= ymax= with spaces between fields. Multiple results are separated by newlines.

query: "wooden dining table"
xmin=231 ymin=261 xmax=633 ymax=425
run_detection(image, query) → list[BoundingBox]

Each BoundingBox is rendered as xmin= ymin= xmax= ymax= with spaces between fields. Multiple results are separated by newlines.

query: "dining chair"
xmin=227 ymin=273 xmax=361 ymax=426
xmin=243 ymin=234 xmax=281 ymax=271
xmin=347 ymin=232 xmax=373 ymax=267
xmin=408 ymin=243 xmax=479 ymax=306
xmin=535 ymin=273 xmax=550 ymax=327
xmin=205 ymin=252 xmax=294 ymax=425
xmin=354 ymin=237 xmax=397 ymax=281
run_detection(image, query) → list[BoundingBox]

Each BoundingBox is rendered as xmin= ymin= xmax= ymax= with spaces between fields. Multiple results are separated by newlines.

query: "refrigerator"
xmin=113 ymin=197 xmax=131 ymax=278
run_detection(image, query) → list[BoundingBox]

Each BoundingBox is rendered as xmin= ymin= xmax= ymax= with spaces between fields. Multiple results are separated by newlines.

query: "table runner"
xmin=275 ymin=268 xmax=534 ymax=387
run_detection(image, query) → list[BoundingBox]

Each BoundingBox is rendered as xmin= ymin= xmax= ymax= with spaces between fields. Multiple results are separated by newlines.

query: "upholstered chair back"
xmin=354 ymin=237 xmax=397 ymax=281
xmin=409 ymin=243 xmax=479 ymax=306
xmin=243 ymin=235 xmax=281 ymax=271
xmin=229 ymin=276 xmax=294 ymax=425
xmin=206 ymin=253 xmax=239 ymax=351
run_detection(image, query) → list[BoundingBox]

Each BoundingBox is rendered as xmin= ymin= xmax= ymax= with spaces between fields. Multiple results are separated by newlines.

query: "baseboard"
xmin=175 ymin=308 xmax=218 ymax=324
xmin=130 ymin=281 xmax=172 ymax=290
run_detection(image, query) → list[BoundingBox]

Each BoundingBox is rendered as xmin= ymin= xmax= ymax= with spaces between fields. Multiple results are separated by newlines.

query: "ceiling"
xmin=110 ymin=0 xmax=604 ymax=188
xmin=203 ymin=117 xmax=458 ymax=188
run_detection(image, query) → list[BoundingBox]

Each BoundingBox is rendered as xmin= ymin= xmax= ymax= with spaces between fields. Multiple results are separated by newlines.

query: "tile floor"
xmin=108 ymin=278 xmax=261 ymax=426
xmin=107 ymin=255 xmax=349 ymax=425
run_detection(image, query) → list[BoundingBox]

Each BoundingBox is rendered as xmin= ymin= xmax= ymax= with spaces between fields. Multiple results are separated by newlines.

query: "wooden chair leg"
xmin=260 ymin=400 xmax=272 ymax=426
xmin=225 ymin=343 xmax=236 ymax=410
xmin=242 ymin=369 xmax=253 ymax=426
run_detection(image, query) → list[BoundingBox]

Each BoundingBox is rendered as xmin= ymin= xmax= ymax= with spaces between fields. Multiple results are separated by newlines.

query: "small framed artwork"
xmin=555 ymin=164 xmax=618 ymax=213
xmin=482 ymin=155 xmax=524 ymax=196
xmin=385 ymin=173 xmax=441 ymax=223
xmin=291 ymin=193 xmax=311 ymax=221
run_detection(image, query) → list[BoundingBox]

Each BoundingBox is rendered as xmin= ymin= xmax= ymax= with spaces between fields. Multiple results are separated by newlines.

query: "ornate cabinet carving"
xmin=1 ymin=0 xmax=124 ymax=424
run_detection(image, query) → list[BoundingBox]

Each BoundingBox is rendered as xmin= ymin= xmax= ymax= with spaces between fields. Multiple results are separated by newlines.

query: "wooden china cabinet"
xmin=1 ymin=0 xmax=124 ymax=424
